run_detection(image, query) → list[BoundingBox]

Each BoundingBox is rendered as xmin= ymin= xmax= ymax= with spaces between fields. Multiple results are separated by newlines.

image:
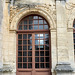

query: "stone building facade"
xmin=0 ymin=0 xmax=75 ymax=75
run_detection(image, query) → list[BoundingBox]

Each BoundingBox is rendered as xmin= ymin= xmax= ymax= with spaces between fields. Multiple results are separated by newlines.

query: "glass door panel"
xmin=35 ymin=33 xmax=50 ymax=68
xmin=17 ymin=15 xmax=51 ymax=75
xmin=18 ymin=34 xmax=32 ymax=69
xmin=18 ymin=33 xmax=50 ymax=69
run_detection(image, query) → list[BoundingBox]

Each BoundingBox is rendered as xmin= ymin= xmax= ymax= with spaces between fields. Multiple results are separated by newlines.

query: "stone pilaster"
xmin=55 ymin=0 xmax=74 ymax=74
xmin=56 ymin=0 xmax=68 ymax=63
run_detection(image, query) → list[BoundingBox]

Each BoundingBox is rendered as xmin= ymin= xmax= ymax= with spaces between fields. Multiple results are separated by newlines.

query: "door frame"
xmin=16 ymin=14 xmax=52 ymax=75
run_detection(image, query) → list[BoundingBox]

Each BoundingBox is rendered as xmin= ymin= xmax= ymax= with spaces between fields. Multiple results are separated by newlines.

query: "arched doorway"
xmin=16 ymin=15 xmax=51 ymax=75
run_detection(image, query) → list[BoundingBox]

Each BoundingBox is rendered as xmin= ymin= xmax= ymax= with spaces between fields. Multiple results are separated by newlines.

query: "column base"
xmin=55 ymin=62 xmax=73 ymax=75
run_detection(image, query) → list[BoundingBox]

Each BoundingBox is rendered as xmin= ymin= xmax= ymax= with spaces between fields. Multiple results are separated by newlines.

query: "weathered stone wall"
xmin=0 ymin=0 xmax=3 ymax=29
xmin=1 ymin=0 xmax=75 ymax=75
xmin=65 ymin=0 xmax=75 ymax=67
xmin=0 ymin=0 xmax=3 ymax=68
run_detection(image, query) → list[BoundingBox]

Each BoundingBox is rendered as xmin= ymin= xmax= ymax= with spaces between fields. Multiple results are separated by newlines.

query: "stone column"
xmin=56 ymin=0 xmax=68 ymax=63
xmin=55 ymin=0 xmax=73 ymax=74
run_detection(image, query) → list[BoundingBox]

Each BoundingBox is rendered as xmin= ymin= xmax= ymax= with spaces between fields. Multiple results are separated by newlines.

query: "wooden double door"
xmin=16 ymin=32 xmax=51 ymax=75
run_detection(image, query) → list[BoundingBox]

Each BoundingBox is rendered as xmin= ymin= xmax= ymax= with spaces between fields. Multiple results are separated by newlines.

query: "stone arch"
xmin=10 ymin=7 xmax=56 ymax=31
xmin=68 ymin=8 xmax=75 ymax=29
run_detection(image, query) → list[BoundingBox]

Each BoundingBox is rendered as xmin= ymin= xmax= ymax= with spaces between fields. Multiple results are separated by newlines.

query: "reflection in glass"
xmin=45 ymin=39 xmax=49 ymax=44
xmin=74 ymin=24 xmax=75 ymax=28
xmin=28 ymin=52 xmax=32 ymax=56
xmin=23 ymin=46 xmax=27 ymax=50
xmin=40 ymin=51 xmax=44 ymax=56
xmin=28 ymin=40 xmax=32 ymax=44
xmin=18 ymin=25 xmax=22 ymax=30
xmin=28 ymin=34 xmax=32 ymax=39
xmin=39 ymin=17 xmax=42 ymax=19
xmin=40 ymin=45 xmax=44 ymax=50
xmin=33 ymin=16 xmax=38 ymax=19
xmin=18 ymin=57 xmax=22 ymax=62
xmin=18 ymin=34 xmax=22 ymax=39
xmin=24 ymin=25 xmax=27 ymax=30
xmin=18 ymin=63 xmax=22 ymax=68
xmin=44 ymin=20 xmax=47 ymax=24
xmin=28 ymin=57 xmax=32 ymax=62
xmin=39 ymin=25 xmax=43 ymax=30
xmin=28 ymin=46 xmax=32 ymax=50
xmin=35 ymin=51 xmax=39 ymax=56
xmin=34 ymin=20 xmax=38 ymax=24
xmin=45 ymin=57 xmax=49 ymax=62
xmin=40 ymin=34 xmax=44 ymax=39
xmin=23 ymin=63 xmax=27 ymax=68
xmin=29 ymin=20 xmax=33 ymax=24
xmin=23 ymin=34 xmax=27 ymax=39
xmin=35 ymin=63 xmax=39 ymax=68
xmin=39 ymin=20 xmax=43 ymax=24
xmin=45 ymin=51 xmax=49 ymax=56
xmin=46 ymin=63 xmax=49 ymax=68
xmin=35 ymin=34 xmax=39 ymax=39
xmin=34 ymin=25 xmax=38 ymax=30
xmin=23 ymin=52 xmax=27 ymax=56
xmin=23 ymin=57 xmax=27 ymax=62
xmin=40 ymin=63 xmax=44 ymax=68
xmin=18 ymin=46 xmax=22 ymax=50
xmin=35 ymin=57 xmax=39 ymax=62
xmin=24 ymin=20 xmax=27 ymax=24
xmin=29 ymin=16 xmax=33 ymax=19
xmin=35 ymin=40 xmax=39 ymax=45
xmin=18 ymin=52 xmax=22 ymax=56
xmin=28 ymin=63 xmax=32 ymax=68
xmin=40 ymin=40 xmax=44 ymax=45
xmin=45 ymin=45 xmax=49 ymax=50
xmin=45 ymin=34 xmax=49 ymax=39
xmin=18 ymin=40 xmax=22 ymax=45
xmin=44 ymin=25 xmax=48 ymax=29
xmin=23 ymin=40 xmax=27 ymax=44
xmin=40 ymin=57 xmax=44 ymax=62
xmin=35 ymin=46 xmax=39 ymax=50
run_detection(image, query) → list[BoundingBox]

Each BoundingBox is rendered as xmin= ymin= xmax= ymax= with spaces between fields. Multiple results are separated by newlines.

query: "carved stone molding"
xmin=65 ymin=2 xmax=75 ymax=30
xmin=0 ymin=65 xmax=13 ymax=72
xmin=66 ymin=2 xmax=75 ymax=10
xmin=9 ymin=3 xmax=56 ymax=31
